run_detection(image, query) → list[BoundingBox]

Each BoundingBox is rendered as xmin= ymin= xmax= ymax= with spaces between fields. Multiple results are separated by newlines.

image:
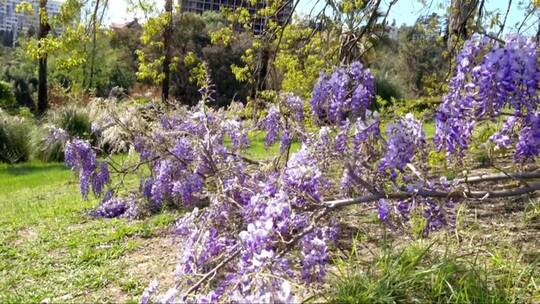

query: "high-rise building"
xmin=179 ymin=0 xmax=293 ymax=34
xmin=0 ymin=0 xmax=62 ymax=47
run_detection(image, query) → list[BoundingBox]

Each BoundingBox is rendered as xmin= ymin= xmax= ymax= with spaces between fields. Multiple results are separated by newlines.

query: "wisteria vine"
xmin=60 ymin=35 xmax=539 ymax=302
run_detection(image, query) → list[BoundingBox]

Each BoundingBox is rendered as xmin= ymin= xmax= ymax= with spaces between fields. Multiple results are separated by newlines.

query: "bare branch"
xmin=453 ymin=171 xmax=540 ymax=184
xmin=497 ymin=0 xmax=512 ymax=39
xmin=324 ymin=182 xmax=540 ymax=209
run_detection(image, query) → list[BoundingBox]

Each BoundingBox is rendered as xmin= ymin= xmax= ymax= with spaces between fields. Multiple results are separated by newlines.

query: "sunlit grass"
xmin=329 ymin=237 xmax=539 ymax=303
xmin=0 ymin=161 xmax=177 ymax=302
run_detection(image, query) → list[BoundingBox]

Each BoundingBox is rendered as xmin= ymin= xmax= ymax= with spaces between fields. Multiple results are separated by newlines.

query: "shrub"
xmin=0 ymin=110 xmax=33 ymax=163
xmin=0 ymin=81 xmax=16 ymax=111
xmin=375 ymin=77 xmax=402 ymax=104
xmin=49 ymin=105 xmax=93 ymax=140
xmin=32 ymin=105 xmax=93 ymax=162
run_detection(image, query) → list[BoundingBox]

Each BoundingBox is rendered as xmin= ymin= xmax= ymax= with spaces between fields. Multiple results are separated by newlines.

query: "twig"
xmin=180 ymin=248 xmax=241 ymax=297
xmin=497 ymin=0 xmax=512 ymax=39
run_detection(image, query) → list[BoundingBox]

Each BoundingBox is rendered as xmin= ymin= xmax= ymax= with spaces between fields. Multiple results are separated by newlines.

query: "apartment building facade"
xmin=0 ymin=0 xmax=61 ymax=47
xmin=179 ymin=0 xmax=293 ymax=34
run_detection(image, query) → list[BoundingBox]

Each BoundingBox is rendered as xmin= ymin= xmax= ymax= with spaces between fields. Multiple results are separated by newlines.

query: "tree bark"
xmin=447 ymin=0 xmax=479 ymax=57
xmin=88 ymin=0 xmax=101 ymax=90
xmin=324 ymin=182 xmax=540 ymax=209
xmin=162 ymin=0 xmax=173 ymax=102
xmin=37 ymin=0 xmax=50 ymax=116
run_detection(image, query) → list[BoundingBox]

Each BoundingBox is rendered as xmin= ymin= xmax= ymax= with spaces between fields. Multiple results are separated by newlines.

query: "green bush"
xmin=375 ymin=77 xmax=402 ymax=105
xmin=49 ymin=105 xmax=93 ymax=140
xmin=0 ymin=81 xmax=16 ymax=111
xmin=0 ymin=111 xmax=33 ymax=163
xmin=381 ymin=96 xmax=440 ymax=119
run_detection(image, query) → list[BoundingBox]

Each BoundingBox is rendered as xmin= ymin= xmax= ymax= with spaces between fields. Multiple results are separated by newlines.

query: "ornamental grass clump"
xmin=0 ymin=110 xmax=33 ymax=164
xmin=33 ymin=105 xmax=94 ymax=162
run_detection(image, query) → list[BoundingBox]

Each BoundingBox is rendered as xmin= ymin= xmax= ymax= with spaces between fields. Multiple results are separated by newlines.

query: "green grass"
xmin=244 ymin=131 xmax=301 ymax=160
xmin=0 ymin=161 xmax=177 ymax=302
xmin=328 ymin=233 xmax=539 ymax=304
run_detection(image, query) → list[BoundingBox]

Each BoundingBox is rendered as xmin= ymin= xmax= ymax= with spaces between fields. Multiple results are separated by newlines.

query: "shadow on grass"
xmin=2 ymin=163 xmax=68 ymax=176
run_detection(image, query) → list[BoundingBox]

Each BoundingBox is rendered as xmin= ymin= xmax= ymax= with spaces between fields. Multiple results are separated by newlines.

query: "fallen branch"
xmin=175 ymin=172 xmax=540 ymax=298
xmin=453 ymin=171 xmax=540 ymax=184
xmin=324 ymin=182 xmax=540 ymax=209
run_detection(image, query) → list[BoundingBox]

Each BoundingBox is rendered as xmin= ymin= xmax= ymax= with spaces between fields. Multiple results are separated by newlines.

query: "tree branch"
xmin=324 ymin=182 xmax=540 ymax=209
xmin=453 ymin=171 xmax=540 ymax=184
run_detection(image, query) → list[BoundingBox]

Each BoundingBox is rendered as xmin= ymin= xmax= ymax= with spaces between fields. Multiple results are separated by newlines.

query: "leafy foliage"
xmin=0 ymin=81 xmax=16 ymax=111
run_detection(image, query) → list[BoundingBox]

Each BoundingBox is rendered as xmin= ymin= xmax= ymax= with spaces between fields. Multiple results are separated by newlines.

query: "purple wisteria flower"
xmin=262 ymin=106 xmax=281 ymax=147
xmin=283 ymin=93 xmax=304 ymax=123
xmin=65 ymin=139 xmax=104 ymax=198
xmin=377 ymin=199 xmax=390 ymax=222
xmin=310 ymin=62 xmax=375 ymax=125
xmin=151 ymin=160 xmax=174 ymax=204
xmin=335 ymin=120 xmax=350 ymax=154
xmin=90 ymin=194 xmax=138 ymax=218
xmin=379 ymin=113 xmax=425 ymax=173
xmin=172 ymin=173 xmax=203 ymax=206
xmin=92 ymin=162 xmax=110 ymax=196
xmin=515 ymin=112 xmax=540 ymax=160
xmin=435 ymin=35 xmax=539 ymax=160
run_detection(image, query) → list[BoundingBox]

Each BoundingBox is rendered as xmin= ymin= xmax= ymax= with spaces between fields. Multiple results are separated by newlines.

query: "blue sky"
xmin=105 ymin=0 xmax=538 ymax=35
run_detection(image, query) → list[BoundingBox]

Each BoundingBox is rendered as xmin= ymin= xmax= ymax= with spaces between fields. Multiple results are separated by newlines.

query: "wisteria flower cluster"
xmin=65 ymin=139 xmax=110 ymax=199
xmin=311 ymin=61 xmax=375 ymax=125
xmin=379 ymin=113 xmax=426 ymax=174
xmin=435 ymin=35 xmax=539 ymax=160
xmin=260 ymin=93 xmax=305 ymax=153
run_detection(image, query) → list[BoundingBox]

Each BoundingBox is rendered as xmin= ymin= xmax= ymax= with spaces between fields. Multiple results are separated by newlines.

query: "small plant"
xmin=0 ymin=110 xmax=33 ymax=163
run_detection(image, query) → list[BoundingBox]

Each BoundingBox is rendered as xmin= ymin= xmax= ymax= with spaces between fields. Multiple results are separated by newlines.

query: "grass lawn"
xmin=0 ymin=161 xmax=178 ymax=303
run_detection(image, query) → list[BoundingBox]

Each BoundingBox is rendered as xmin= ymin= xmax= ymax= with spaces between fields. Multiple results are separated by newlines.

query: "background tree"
xmin=37 ymin=0 xmax=50 ymax=115
xmin=162 ymin=0 xmax=172 ymax=102
xmin=87 ymin=0 xmax=109 ymax=90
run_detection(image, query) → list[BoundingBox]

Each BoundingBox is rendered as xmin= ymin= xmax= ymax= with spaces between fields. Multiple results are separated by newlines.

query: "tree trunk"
xmin=88 ymin=0 xmax=101 ymax=90
xmin=162 ymin=0 xmax=173 ymax=102
xmin=447 ymin=0 xmax=479 ymax=57
xmin=37 ymin=0 xmax=50 ymax=116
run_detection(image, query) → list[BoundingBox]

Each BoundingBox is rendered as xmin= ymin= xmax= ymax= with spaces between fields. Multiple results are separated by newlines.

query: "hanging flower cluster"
xmin=65 ymin=139 xmax=110 ymax=198
xmin=310 ymin=61 xmax=375 ymax=125
xmin=379 ymin=113 xmax=426 ymax=174
xmin=435 ymin=35 xmax=539 ymax=160
xmin=261 ymin=93 xmax=305 ymax=153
